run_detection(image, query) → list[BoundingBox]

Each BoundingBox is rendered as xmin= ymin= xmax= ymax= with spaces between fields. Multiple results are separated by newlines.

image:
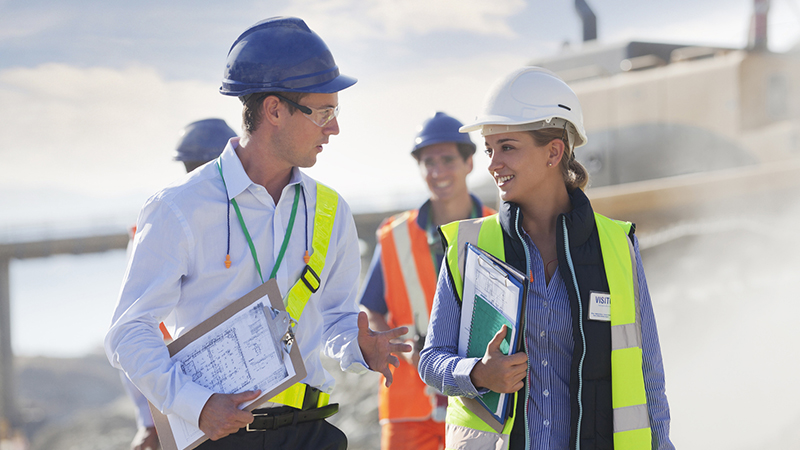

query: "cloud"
xmin=281 ymin=0 xmax=526 ymax=42
xmin=0 ymin=6 xmax=69 ymax=42
xmin=0 ymin=49 xmax=522 ymax=220
xmin=0 ymin=63 xmax=242 ymax=198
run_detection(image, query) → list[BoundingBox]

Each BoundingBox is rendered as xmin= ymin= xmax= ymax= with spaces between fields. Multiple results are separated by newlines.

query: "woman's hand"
xmin=470 ymin=325 xmax=528 ymax=393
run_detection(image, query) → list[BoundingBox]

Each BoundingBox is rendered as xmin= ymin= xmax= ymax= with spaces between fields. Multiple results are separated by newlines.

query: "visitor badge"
xmin=588 ymin=291 xmax=611 ymax=322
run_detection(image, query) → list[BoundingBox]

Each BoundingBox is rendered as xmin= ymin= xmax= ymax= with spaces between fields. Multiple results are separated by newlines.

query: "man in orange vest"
xmin=359 ymin=112 xmax=495 ymax=450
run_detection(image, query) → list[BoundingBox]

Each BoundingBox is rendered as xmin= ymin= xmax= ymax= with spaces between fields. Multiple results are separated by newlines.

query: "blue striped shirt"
xmin=418 ymin=232 xmax=674 ymax=449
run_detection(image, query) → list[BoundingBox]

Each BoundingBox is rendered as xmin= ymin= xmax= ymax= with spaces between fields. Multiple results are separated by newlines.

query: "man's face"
xmin=417 ymin=142 xmax=473 ymax=202
xmin=276 ymin=92 xmax=340 ymax=168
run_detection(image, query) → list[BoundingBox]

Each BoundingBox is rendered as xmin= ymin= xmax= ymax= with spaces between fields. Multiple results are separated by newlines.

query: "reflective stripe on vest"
xmin=376 ymin=209 xmax=438 ymax=421
xmin=284 ymin=182 xmax=338 ymax=320
xmin=440 ymin=213 xmax=650 ymax=449
xmin=379 ymin=210 xmax=437 ymax=338
xmin=595 ymin=214 xmax=651 ymax=449
xmin=441 ymin=214 xmax=504 ymax=301
xmin=269 ymin=182 xmax=338 ymax=409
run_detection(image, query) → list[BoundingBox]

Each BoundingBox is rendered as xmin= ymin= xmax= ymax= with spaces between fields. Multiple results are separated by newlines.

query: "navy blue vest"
xmin=496 ymin=189 xmax=635 ymax=450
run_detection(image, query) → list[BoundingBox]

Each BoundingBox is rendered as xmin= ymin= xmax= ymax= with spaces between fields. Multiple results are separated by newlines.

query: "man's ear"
xmin=262 ymin=95 xmax=283 ymax=126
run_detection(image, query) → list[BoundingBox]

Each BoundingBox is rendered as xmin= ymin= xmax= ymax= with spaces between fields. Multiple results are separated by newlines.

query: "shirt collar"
xmin=218 ymin=138 xmax=311 ymax=201
xmin=416 ymin=194 xmax=484 ymax=230
xmin=218 ymin=138 xmax=250 ymax=199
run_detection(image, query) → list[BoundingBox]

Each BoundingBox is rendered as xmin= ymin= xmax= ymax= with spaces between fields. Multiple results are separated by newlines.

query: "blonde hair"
xmin=528 ymin=128 xmax=589 ymax=191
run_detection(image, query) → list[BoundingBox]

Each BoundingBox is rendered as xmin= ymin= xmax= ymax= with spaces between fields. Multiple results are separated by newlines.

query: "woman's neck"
xmin=517 ymin=186 xmax=571 ymax=284
xmin=517 ymin=184 xmax=571 ymax=241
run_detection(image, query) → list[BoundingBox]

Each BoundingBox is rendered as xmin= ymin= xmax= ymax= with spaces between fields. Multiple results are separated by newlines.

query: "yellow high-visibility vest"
xmin=438 ymin=212 xmax=651 ymax=450
xmin=269 ymin=182 xmax=338 ymax=409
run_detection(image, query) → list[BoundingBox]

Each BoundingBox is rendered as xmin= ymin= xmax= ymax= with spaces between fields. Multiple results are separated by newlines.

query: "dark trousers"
xmin=196 ymin=419 xmax=347 ymax=450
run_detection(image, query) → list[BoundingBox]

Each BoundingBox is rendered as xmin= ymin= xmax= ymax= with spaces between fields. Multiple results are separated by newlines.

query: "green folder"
xmin=466 ymin=294 xmax=513 ymax=413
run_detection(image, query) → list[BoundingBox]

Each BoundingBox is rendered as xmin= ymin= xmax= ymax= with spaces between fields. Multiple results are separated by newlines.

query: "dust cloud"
xmin=641 ymin=193 xmax=800 ymax=449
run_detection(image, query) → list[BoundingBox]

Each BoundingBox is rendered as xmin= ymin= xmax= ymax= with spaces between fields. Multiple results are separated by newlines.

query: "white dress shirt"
xmin=105 ymin=138 xmax=367 ymax=428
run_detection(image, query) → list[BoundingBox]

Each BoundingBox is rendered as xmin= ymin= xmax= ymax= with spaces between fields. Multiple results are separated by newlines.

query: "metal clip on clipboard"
xmin=266 ymin=306 xmax=297 ymax=360
xmin=477 ymin=253 xmax=512 ymax=287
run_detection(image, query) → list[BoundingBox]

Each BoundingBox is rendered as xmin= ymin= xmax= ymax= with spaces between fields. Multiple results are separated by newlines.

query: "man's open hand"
xmin=357 ymin=311 xmax=412 ymax=387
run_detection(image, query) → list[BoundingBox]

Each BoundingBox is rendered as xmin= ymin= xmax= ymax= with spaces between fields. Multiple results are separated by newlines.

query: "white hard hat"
xmin=460 ymin=66 xmax=588 ymax=148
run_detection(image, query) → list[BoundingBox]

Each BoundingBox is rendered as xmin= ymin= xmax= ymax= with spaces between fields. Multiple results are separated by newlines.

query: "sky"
xmin=1 ymin=0 xmax=799 ymax=235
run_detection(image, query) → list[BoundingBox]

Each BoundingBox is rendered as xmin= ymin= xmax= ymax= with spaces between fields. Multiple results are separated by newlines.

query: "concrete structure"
xmin=0 ymin=233 xmax=129 ymax=430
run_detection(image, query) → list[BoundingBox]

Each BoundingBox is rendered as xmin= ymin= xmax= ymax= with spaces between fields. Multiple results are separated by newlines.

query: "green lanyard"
xmin=217 ymin=160 xmax=302 ymax=283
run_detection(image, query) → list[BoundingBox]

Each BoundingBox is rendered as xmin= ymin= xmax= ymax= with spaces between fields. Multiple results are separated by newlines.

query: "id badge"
xmin=588 ymin=291 xmax=611 ymax=322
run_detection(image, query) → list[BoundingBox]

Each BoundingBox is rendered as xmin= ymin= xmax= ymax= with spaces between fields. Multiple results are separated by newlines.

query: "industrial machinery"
xmin=530 ymin=0 xmax=800 ymax=236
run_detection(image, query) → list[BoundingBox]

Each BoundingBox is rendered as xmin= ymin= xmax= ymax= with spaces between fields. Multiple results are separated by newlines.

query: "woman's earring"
xmin=547 ymin=162 xmax=552 ymax=167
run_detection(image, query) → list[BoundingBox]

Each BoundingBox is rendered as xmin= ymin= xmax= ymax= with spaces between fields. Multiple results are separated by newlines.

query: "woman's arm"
xmin=634 ymin=235 xmax=675 ymax=450
xmin=419 ymin=261 xmax=484 ymax=397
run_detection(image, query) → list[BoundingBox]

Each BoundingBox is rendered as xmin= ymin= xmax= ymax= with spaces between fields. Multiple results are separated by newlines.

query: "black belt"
xmin=246 ymin=403 xmax=339 ymax=431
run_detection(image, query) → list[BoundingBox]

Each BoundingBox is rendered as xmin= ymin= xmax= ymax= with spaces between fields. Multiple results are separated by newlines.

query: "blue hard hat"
xmin=174 ymin=118 xmax=237 ymax=162
xmin=220 ymin=17 xmax=357 ymax=97
xmin=412 ymin=111 xmax=476 ymax=157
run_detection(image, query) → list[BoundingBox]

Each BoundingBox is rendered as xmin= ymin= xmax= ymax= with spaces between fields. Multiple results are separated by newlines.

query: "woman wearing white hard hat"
xmin=418 ymin=67 xmax=673 ymax=450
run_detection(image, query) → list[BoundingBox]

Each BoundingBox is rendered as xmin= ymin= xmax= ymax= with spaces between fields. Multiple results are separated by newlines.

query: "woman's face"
xmin=484 ymin=131 xmax=554 ymax=204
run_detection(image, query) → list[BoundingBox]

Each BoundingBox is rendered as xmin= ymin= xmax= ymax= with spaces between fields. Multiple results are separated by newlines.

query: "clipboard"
xmin=148 ymin=279 xmax=306 ymax=450
xmin=458 ymin=243 xmax=527 ymax=430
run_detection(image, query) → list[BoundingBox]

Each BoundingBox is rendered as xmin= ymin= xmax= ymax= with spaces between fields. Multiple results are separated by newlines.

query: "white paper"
xmin=166 ymin=300 xmax=295 ymax=449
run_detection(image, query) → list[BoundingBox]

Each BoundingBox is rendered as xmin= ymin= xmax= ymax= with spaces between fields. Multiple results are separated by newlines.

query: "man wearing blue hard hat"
xmin=106 ymin=17 xmax=410 ymax=450
xmin=358 ymin=112 xmax=495 ymax=450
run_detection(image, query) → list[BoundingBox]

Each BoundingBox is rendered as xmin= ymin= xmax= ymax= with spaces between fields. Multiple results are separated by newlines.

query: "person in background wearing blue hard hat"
xmin=122 ymin=117 xmax=238 ymax=450
xmin=175 ymin=119 xmax=240 ymax=173
xmin=358 ymin=112 xmax=495 ymax=450
xmin=106 ymin=17 xmax=410 ymax=450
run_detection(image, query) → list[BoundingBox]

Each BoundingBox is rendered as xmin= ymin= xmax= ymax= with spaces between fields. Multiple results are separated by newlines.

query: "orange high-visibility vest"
xmin=377 ymin=205 xmax=494 ymax=422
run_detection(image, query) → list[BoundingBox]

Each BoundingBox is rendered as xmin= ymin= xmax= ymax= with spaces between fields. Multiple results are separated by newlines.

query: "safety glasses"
xmin=271 ymin=93 xmax=339 ymax=128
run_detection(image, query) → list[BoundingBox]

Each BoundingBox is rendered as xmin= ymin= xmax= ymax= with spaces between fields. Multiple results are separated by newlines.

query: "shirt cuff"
xmin=172 ymin=382 xmax=215 ymax=427
xmin=453 ymin=357 xmax=484 ymax=398
xmin=339 ymin=337 xmax=370 ymax=375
